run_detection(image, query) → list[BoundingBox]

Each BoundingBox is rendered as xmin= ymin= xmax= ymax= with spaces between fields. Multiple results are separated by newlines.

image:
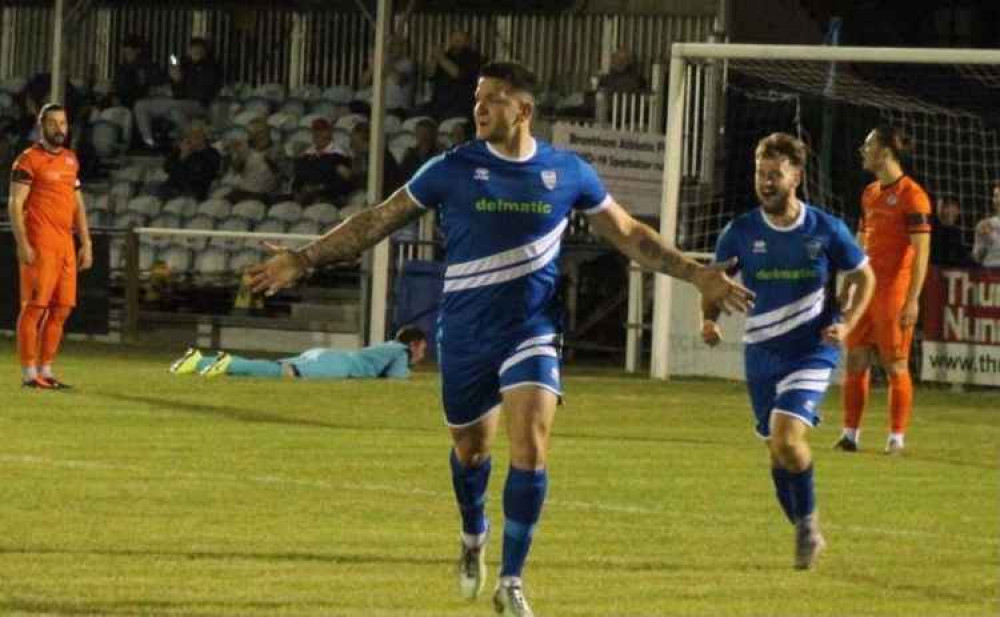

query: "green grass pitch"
xmin=1 ymin=339 xmax=997 ymax=616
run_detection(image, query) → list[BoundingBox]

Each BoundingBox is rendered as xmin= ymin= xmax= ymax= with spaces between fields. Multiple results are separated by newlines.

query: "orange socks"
xmin=888 ymin=371 xmax=913 ymax=434
xmin=17 ymin=305 xmax=46 ymax=369
xmin=842 ymin=371 xmax=870 ymax=431
xmin=39 ymin=306 xmax=72 ymax=367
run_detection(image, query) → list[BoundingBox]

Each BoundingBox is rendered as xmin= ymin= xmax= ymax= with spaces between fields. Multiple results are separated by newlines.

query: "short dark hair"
xmin=755 ymin=132 xmax=808 ymax=168
xmin=479 ymin=61 xmax=539 ymax=98
xmin=395 ymin=325 xmax=426 ymax=345
xmin=871 ymin=125 xmax=913 ymax=163
xmin=38 ymin=103 xmax=65 ymax=123
xmin=938 ymin=193 xmax=960 ymax=208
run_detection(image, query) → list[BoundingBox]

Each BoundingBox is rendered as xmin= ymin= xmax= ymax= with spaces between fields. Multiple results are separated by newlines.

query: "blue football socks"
xmin=450 ymin=449 xmax=491 ymax=539
xmin=501 ymin=466 xmax=548 ymax=578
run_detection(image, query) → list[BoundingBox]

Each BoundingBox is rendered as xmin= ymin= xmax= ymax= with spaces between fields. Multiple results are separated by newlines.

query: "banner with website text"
xmin=921 ymin=267 xmax=1000 ymax=386
xmin=551 ymin=123 xmax=665 ymax=217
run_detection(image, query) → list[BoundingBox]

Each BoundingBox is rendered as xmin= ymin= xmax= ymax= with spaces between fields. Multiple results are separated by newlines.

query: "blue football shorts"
xmin=439 ymin=333 xmax=562 ymax=428
xmin=746 ymin=353 xmax=836 ymax=439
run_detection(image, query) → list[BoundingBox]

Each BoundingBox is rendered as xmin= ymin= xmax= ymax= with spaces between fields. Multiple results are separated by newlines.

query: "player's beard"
xmin=757 ymin=186 xmax=792 ymax=216
xmin=43 ymin=129 xmax=66 ymax=148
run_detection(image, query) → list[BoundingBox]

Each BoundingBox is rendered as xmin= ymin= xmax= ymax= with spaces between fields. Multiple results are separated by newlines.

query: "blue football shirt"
xmin=406 ymin=138 xmax=610 ymax=344
xmin=714 ymin=204 xmax=867 ymax=375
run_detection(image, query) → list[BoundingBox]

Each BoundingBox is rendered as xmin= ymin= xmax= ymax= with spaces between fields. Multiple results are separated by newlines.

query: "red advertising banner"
xmin=921 ymin=267 xmax=1000 ymax=385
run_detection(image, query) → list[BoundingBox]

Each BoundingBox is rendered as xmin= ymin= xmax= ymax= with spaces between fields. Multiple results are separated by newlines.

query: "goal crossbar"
xmin=649 ymin=42 xmax=1000 ymax=380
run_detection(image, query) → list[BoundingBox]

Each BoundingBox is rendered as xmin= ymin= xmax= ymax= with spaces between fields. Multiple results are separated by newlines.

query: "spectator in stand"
xmin=598 ymin=47 xmax=646 ymax=93
xmin=134 ymin=37 xmax=222 ymax=150
xmin=425 ymin=30 xmax=483 ymax=122
xmin=361 ymin=35 xmax=415 ymax=119
xmin=972 ymin=182 xmax=1000 ymax=268
xmin=219 ymin=117 xmax=282 ymax=203
xmin=112 ymin=35 xmax=162 ymax=110
xmin=13 ymin=68 xmax=88 ymax=146
xmin=400 ymin=118 xmax=442 ymax=180
xmin=291 ymin=117 xmax=353 ymax=206
xmin=349 ymin=121 xmax=403 ymax=197
xmin=449 ymin=119 xmax=471 ymax=147
xmin=160 ymin=123 xmax=221 ymax=201
xmin=930 ymin=194 xmax=972 ymax=268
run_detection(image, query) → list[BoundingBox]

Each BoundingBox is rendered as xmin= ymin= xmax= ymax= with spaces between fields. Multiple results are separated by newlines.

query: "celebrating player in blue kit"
xmin=249 ymin=61 xmax=753 ymax=616
xmin=701 ymin=133 xmax=875 ymax=569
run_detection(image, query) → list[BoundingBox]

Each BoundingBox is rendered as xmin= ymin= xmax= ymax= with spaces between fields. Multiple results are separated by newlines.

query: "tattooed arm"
xmin=249 ymin=187 xmax=424 ymax=295
xmin=587 ymin=200 xmax=754 ymax=314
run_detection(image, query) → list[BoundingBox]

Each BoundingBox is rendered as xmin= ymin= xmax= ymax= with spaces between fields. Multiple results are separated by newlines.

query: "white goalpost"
xmin=650 ymin=42 xmax=1000 ymax=380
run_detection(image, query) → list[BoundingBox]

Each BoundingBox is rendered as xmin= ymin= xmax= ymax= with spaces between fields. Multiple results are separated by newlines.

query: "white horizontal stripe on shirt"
xmin=745 ymin=287 xmax=826 ymax=333
xmin=743 ymin=300 xmax=825 ymax=345
xmin=445 ymin=218 xmax=568 ymax=279
xmin=443 ymin=235 xmax=561 ymax=293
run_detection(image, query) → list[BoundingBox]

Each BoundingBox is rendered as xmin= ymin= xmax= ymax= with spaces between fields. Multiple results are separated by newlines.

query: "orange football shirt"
xmin=11 ymin=143 xmax=81 ymax=248
xmin=859 ymin=175 xmax=931 ymax=288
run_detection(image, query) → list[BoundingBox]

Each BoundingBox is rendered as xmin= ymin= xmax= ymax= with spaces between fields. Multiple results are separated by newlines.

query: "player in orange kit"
xmin=835 ymin=126 xmax=931 ymax=454
xmin=8 ymin=103 xmax=93 ymax=389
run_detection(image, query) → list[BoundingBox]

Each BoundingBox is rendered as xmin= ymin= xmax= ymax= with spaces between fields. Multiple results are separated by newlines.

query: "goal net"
xmin=651 ymin=43 xmax=1000 ymax=379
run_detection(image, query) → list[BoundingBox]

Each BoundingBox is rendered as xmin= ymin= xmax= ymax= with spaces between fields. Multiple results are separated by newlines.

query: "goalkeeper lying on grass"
xmin=169 ymin=325 xmax=427 ymax=379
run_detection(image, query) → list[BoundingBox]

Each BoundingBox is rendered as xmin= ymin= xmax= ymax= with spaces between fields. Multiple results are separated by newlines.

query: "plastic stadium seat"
xmin=291 ymin=84 xmax=321 ymax=101
xmin=254 ymin=218 xmax=286 ymax=235
xmin=232 ymin=200 xmax=267 ymax=222
xmin=87 ymin=210 xmax=106 ymax=228
xmin=322 ymin=85 xmax=354 ymax=104
xmin=267 ymin=111 xmax=299 ymax=132
xmin=114 ymin=211 xmax=147 ymax=229
xmin=232 ymin=109 xmax=265 ymax=127
xmin=239 ymin=96 xmax=272 ymax=117
xmin=146 ymin=215 xmax=182 ymax=248
xmin=125 ymin=195 xmax=162 ymax=218
xmin=401 ymin=116 xmax=434 ymax=133
xmin=389 ymin=142 xmax=408 ymax=166
xmin=194 ymin=247 xmax=231 ymax=279
xmin=556 ymin=92 xmax=586 ymax=112
xmin=84 ymin=192 xmax=110 ymax=213
xmin=110 ymin=180 xmax=135 ymax=207
xmin=160 ymin=245 xmax=193 ymax=274
xmin=301 ymin=203 xmax=340 ymax=226
xmin=196 ymin=198 xmax=231 ymax=221
xmin=113 ymin=164 xmax=146 ymax=185
xmin=332 ymin=128 xmax=351 ymax=152
xmin=99 ymin=106 xmax=133 ymax=145
xmin=254 ymin=83 xmax=287 ymax=103
xmin=0 ymin=76 xmax=26 ymax=95
xmin=163 ymin=196 xmax=198 ymax=219
xmin=268 ymin=201 xmax=303 ymax=224
xmin=139 ymin=244 xmax=157 ymax=271
xmin=228 ymin=248 xmax=263 ymax=274
xmin=287 ymin=219 xmax=321 ymax=236
xmin=211 ymin=217 xmax=252 ymax=250
xmin=279 ymin=98 xmax=307 ymax=117
xmin=181 ymin=215 xmax=215 ymax=249
xmin=344 ymin=190 xmax=368 ymax=211
xmin=334 ymin=113 xmax=367 ymax=131
xmin=90 ymin=119 xmax=121 ymax=159
xmin=223 ymin=125 xmax=250 ymax=143
xmin=283 ymin=128 xmax=314 ymax=158
xmin=438 ymin=116 xmax=468 ymax=135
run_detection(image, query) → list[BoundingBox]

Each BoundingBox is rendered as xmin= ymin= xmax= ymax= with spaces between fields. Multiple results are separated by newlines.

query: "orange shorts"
xmin=19 ymin=242 xmax=77 ymax=308
xmin=846 ymin=291 xmax=913 ymax=362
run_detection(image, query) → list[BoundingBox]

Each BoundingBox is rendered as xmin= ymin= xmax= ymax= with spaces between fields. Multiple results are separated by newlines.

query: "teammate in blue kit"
xmin=701 ymin=133 xmax=875 ymax=569
xmin=249 ymin=61 xmax=753 ymax=615
xmin=167 ymin=325 xmax=427 ymax=379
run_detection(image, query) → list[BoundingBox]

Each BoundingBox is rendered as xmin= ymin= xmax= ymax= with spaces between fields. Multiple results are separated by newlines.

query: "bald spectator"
xmin=973 ymin=182 xmax=1000 ymax=268
xmin=160 ymin=123 xmax=221 ymax=201
xmin=598 ymin=47 xmax=646 ymax=93
xmin=425 ymin=30 xmax=483 ymax=121
xmin=219 ymin=117 xmax=283 ymax=203
xmin=291 ymin=117 xmax=353 ymax=206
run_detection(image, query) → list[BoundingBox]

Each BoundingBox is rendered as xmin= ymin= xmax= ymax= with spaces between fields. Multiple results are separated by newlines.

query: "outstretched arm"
xmin=587 ymin=200 xmax=754 ymax=314
xmin=248 ymin=187 xmax=424 ymax=295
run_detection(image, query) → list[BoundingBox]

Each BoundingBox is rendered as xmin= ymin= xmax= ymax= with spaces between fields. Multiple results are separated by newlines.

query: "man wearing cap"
xmin=291 ymin=117 xmax=353 ymax=206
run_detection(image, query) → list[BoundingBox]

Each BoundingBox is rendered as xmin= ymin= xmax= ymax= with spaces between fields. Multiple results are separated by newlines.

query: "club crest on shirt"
xmin=752 ymin=240 xmax=767 ymax=254
xmin=805 ymin=238 xmax=823 ymax=260
xmin=541 ymin=170 xmax=557 ymax=190
xmin=886 ymin=194 xmax=897 ymax=206
xmin=474 ymin=167 xmax=490 ymax=181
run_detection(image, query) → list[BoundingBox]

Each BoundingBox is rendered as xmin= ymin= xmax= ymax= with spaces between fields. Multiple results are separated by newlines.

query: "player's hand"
xmin=822 ymin=323 xmax=848 ymax=344
xmin=78 ymin=243 xmax=93 ymax=271
xmin=17 ymin=243 xmax=36 ymax=265
xmin=692 ymin=258 xmax=755 ymax=314
xmin=900 ymin=298 xmax=920 ymax=328
xmin=701 ymin=320 xmax=722 ymax=347
xmin=248 ymin=242 xmax=309 ymax=296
